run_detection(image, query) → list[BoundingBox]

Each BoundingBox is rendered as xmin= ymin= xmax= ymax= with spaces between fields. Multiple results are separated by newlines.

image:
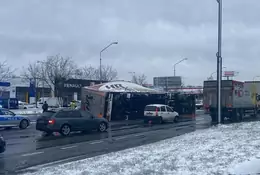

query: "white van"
xmin=144 ymin=104 xmax=179 ymax=123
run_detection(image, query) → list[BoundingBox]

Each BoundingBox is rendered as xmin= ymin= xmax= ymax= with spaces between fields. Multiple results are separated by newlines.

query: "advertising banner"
xmin=29 ymin=79 xmax=36 ymax=97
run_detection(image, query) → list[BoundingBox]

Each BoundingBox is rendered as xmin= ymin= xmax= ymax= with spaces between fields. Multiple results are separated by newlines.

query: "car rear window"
xmin=145 ymin=106 xmax=158 ymax=111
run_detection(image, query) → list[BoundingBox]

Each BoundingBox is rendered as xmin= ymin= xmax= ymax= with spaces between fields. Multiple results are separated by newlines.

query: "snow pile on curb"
xmin=23 ymin=122 xmax=260 ymax=175
xmin=229 ymin=157 xmax=260 ymax=174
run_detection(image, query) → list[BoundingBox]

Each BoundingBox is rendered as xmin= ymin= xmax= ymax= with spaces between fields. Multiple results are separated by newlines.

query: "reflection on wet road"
xmin=0 ymin=110 xmax=212 ymax=174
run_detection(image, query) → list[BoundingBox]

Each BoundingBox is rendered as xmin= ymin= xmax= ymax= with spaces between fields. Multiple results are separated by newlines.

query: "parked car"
xmin=18 ymin=101 xmax=35 ymax=109
xmin=0 ymin=108 xmax=30 ymax=129
xmin=0 ymin=135 xmax=6 ymax=153
xmin=144 ymin=104 xmax=179 ymax=124
xmin=36 ymin=109 xmax=108 ymax=136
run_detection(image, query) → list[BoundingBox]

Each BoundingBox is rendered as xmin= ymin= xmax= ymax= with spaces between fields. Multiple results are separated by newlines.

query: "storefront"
xmin=55 ymin=79 xmax=104 ymax=104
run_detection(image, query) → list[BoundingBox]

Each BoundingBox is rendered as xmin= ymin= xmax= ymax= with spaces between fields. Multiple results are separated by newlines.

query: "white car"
xmin=195 ymin=99 xmax=203 ymax=109
xmin=144 ymin=104 xmax=179 ymax=124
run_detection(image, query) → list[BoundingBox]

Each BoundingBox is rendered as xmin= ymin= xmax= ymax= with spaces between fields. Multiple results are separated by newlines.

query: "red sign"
xmin=224 ymin=71 xmax=235 ymax=77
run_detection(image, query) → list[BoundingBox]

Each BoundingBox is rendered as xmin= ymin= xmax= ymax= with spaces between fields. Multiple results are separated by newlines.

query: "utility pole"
xmin=216 ymin=0 xmax=223 ymax=124
xmin=34 ymin=78 xmax=38 ymax=108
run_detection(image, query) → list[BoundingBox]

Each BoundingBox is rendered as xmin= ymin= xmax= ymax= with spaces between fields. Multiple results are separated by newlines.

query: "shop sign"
xmin=64 ymin=83 xmax=82 ymax=88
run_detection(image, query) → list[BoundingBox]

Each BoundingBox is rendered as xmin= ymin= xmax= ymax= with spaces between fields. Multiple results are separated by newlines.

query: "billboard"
xmin=153 ymin=76 xmax=182 ymax=88
xmin=223 ymin=71 xmax=235 ymax=77
xmin=29 ymin=79 xmax=36 ymax=97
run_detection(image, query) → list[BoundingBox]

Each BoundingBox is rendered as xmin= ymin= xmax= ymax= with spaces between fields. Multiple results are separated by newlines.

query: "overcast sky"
xmin=0 ymin=0 xmax=259 ymax=85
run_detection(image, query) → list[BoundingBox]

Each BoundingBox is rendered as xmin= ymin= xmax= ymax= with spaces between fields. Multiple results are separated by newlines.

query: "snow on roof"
xmin=25 ymin=121 xmax=260 ymax=175
xmin=84 ymin=81 xmax=159 ymax=93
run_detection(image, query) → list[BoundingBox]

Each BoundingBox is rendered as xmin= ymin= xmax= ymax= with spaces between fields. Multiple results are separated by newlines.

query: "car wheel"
xmin=98 ymin=122 xmax=107 ymax=132
xmin=0 ymin=145 xmax=6 ymax=153
xmin=174 ymin=116 xmax=179 ymax=123
xmin=159 ymin=117 xmax=163 ymax=124
xmin=19 ymin=119 xmax=29 ymax=129
xmin=60 ymin=124 xmax=71 ymax=136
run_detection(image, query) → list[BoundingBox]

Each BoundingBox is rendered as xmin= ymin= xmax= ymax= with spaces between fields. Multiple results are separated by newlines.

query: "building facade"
xmin=153 ymin=76 xmax=182 ymax=90
xmin=55 ymin=79 xmax=105 ymax=104
xmin=0 ymin=77 xmax=52 ymax=103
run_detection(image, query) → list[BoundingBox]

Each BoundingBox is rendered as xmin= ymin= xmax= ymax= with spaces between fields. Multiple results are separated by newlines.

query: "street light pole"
xmin=34 ymin=77 xmax=37 ymax=108
xmin=173 ymin=58 xmax=188 ymax=76
xmin=209 ymin=66 xmax=226 ymax=80
xmin=100 ymin=42 xmax=118 ymax=81
xmin=128 ymin=72 xmax=135 ymax=82
xmin=216 ymin=0 xmax=223 ymax=124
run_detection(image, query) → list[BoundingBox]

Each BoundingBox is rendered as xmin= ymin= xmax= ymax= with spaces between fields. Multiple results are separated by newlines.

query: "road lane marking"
xmin=61 ymin=145 xmax=77 ymax=150
xmin=22 ymin=151 xmax=44 ymax=157
xmin=115 ymin=136 xmax=128 ymax=140
xmin=89 ymin=140 xmax=103 ymax=145
xmin=134 ymin=134 xmax=145 ymax=137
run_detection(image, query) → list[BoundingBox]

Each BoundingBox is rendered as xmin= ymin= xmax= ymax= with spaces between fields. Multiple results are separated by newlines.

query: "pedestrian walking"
xmin=42 ymin=101 xmax=48 ymax=113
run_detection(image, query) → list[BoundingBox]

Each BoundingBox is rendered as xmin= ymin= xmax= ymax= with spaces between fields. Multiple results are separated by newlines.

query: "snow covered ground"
xmin=22 ymin=121 xmax=260 ymax=175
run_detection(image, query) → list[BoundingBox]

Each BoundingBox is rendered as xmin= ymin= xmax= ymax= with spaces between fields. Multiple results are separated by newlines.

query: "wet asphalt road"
xmin=0 ymin=110 xmax=212 ymax=174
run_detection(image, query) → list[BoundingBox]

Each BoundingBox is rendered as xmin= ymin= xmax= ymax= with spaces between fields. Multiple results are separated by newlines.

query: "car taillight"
xmin=155 ymin=107 xmax=158 ymax=116
xmin=48 ymin=119 xmax=55 ymax=124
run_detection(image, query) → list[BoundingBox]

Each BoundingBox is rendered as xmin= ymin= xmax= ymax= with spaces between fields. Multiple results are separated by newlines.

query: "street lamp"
xmin=216 ymin=0 xmax=223 ymax=124
xmin=100 ymin=42 xmax=118 ymax=81
xmin=128 ymin=72 xmax=135 ymax=82
xmin=173 ymin=58 xmax=188 ymax=76
xmin=209 ymin=66 xmax=226 ymax=80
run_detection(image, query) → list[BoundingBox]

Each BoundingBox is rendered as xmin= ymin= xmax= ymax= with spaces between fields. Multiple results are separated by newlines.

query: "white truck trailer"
xmin=203 ymin=80 xmax=259 ymax=123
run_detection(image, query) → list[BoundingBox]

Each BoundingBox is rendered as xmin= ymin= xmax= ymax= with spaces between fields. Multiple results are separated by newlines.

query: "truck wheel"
xmin=239 ymin=109 xmax=244 ymax=121
xmin=231 ymin=109 xmax=239 ymax=123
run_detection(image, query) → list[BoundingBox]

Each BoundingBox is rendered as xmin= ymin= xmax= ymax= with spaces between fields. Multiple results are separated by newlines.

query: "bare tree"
xmin=96 ymin=65 xmax=118 ymax=81
xmin=21 ymin=62 xmax=42 ymax=87
xmin=132 ymin=73 xmax=147 ymax=85
xmin=74 ymin=66 xmax=97 ymax=80
xmin=0 ymin=60 xmax=14 ymax=81
xmin=39 ymin=54 xmax=77 ymax=95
